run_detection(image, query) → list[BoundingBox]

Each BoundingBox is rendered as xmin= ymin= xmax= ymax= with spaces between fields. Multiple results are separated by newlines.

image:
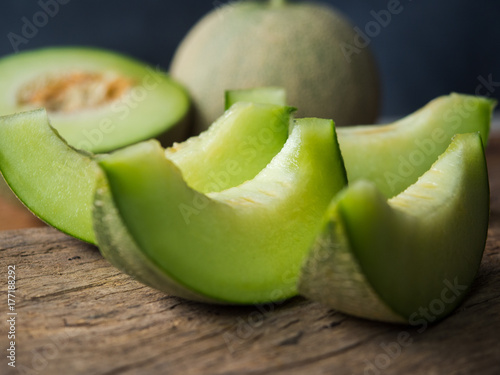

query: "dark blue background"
xmin=1 ymin=0 xmax=499 ymax=117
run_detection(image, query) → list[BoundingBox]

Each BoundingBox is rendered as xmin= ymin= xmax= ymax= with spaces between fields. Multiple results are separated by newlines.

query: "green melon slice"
xmin=0 ymin=101 xmax=291 ymax=243
xmin=298 ymin=132 xmax=489 ymax=323
xmin=0 ymin=109 xmax=99 ymax=242
xmin=166 ymin=101 xmax=293 ymax=193
xmin=93 ymin=118 xmax=347 ymax=304
xmin=337 ymin=93 xmax=494 ymax=197
xmin=225 ymin=91 xmax=494 ymax=197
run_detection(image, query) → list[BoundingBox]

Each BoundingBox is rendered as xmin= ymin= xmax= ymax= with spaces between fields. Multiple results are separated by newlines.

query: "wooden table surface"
xmin=1 ymin=139 xmax=500 ymax=375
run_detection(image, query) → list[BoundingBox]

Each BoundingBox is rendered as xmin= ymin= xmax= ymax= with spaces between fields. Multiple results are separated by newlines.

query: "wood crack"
xmin=279 ymin=318 xmax=300 ymax=330
xmin=95 ymin=286 xmax=148 ymax=300
xmin=463 ymin=295 xmax=500 ymax=309
xmin=220 ymin=330 xmax=393 ymax=375
xmin=22 ymin=280 xmax=111 ymax=302
xmin=278 ymin=330 xmax=304 ymax=346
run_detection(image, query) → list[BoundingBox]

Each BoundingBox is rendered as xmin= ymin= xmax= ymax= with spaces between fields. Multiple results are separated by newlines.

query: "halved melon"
xmin=0 ymin=47 xmax=190 ymax=153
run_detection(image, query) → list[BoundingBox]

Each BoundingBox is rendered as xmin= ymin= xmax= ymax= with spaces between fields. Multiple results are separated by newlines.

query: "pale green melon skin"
xmin=170 ymin=0 xmax=380 ymax=133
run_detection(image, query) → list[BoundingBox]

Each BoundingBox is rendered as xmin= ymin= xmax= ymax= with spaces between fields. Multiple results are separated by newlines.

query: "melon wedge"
xmin=0 ymin=101 xmax=291 ymax=243
xmin=166 ymin=101 xmax=292 ymax=193
xmin=337 ymin=93 xmax=494 ymax=197
xmin=298 ymin=133 xmax=489 ymax=323
xmin=93 ymin=118 xmax=347 ymax=303
xmin=0 ymin=109 xmax=98 ymax=242
xmin=225 ymin=91 xmax=494 ymax=197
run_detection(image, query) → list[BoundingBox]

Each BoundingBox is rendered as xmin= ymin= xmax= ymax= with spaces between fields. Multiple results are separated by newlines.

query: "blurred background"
xmin=0 ymin=0 xmax=499 ymax=117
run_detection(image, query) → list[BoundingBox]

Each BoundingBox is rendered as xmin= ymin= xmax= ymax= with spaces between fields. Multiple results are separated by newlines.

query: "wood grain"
xmin=0 ymin=140 xmax=500 ymax=375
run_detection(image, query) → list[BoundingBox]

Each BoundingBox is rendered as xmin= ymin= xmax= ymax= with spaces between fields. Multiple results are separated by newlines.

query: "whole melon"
xmin=170 ymin=0 xmax=380 ymax=133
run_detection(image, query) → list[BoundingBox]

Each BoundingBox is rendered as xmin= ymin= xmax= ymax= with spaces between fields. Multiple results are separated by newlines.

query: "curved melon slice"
xmin=0 ymin=102 xmax=291 ymax=243
xmin=94 ymin=118 xmax=347 ymax=304
xmin=299 ymin=132 xmax=489 ymax=323
xmin=0 ymin=47 xmax=190 ymax=153
xmin=338 ymin=93 xmax=494 ymax=197
xmin=166 ymin=101 xmax=293 ymax=193
xmin=0 ymin=109 xmax=99 ymax=242
xmin=226 ymin=91 xmax=494 ymax=198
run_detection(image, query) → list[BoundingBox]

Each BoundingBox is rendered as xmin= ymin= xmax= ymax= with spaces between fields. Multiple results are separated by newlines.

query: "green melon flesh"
xmin=225 ymin=87 xmax=287 ymax=110
xmin=0 ymin=109 xmax=98 ymax=243
xmin=0 ymin=47 xmax=190 ymax=153
xmin=0 ymin=102 xmax=291 ymax=243
xmin=299 ymin=133 xmax=489 ymax=323
xmin=338 ymin=93 xmax=494 ymax=197
xmin=166 ymin=102 xmax=293 ymax=193
xmin=94 ymin=118 xmax=347 ymax=304
xmin=224 ymin=91 xmax=494 ymax=197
